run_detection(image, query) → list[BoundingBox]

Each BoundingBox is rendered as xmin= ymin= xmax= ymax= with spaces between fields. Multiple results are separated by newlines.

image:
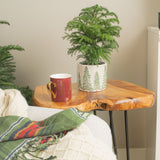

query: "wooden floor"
xmin=118 ymin=148 xmax=146 ymax=160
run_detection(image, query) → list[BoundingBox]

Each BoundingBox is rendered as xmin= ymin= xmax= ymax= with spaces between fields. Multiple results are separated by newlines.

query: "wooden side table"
xmin=33 ymin=79 xmax=155 ymax=160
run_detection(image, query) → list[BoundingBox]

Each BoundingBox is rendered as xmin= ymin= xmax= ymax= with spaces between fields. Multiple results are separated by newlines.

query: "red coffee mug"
xmin=47 ymin=73 xmax=72 ymax=102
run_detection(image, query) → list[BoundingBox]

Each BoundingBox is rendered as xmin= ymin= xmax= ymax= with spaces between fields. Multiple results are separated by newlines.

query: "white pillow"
xmin=0 ymin=89 xmax=28 ymax=117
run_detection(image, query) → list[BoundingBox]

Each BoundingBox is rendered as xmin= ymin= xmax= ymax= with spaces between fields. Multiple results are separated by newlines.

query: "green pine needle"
xmin=63 ymin=4 xmax=122 ymax=65
xmin=0 ymin=21 xmax=33 ymax=105
xmin=0 ymin=21 xmax=10 ymax=25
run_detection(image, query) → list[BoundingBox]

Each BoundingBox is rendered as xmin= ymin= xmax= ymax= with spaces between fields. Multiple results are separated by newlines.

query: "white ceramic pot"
xmin=78 ymin=62 xmax=107 ymax=92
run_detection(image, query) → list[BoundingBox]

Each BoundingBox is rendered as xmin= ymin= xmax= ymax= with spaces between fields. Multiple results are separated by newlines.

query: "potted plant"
xmin=63 ymin=4 xmax=121 ymax=92
xmin=0 ymin=21 xmax=33 ymax=105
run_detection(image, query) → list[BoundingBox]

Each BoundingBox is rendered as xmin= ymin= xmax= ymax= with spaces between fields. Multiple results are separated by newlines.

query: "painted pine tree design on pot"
xmin=78 ymin=63 xmax=107 ymax=92
xmin=94 ymin=71 xmax=100 ymax=90
xmin=82 ymin=66 xmax=93 ymax=91
xmin=101 ymin=65 xmax=107 ymax=90
xmin=78 ymin=72 xmax=82 ymax=89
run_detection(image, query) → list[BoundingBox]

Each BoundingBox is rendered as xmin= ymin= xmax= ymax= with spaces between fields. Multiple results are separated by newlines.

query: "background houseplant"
xmin=64 ymin=4 xmax=121 ymax=91
xmin=0 ymin=21 xmax=33 ymax=105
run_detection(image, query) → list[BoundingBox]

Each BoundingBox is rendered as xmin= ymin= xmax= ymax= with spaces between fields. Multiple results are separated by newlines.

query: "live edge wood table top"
xmin=33 ymin=79 xmax=155 ymax=112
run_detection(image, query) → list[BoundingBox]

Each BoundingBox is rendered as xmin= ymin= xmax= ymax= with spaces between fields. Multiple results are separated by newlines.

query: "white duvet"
xmin=38 ymin=123 xmax=117 ymax=160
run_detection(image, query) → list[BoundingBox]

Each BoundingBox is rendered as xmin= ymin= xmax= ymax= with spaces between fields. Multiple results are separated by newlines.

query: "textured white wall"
xmin=0 ymin=0 xmax=156 ymax=149
xmin=146 ymin=0 xmax=159 ymax=159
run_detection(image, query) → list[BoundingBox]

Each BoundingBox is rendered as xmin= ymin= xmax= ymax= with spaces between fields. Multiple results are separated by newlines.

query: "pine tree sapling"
xmin=64 ymin=4 xmax=121 ymax=65
xmin=0 ymin=21 xmax=33 ymax=105
xmin=64 ymin=5 xmax=121 ymax=92
xmin=0 ymin=45 xmax=24 ymax=89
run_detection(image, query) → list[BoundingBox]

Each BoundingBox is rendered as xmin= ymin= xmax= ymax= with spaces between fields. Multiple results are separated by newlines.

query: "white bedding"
xmin=27 ymin=106 xmax=117 ymax=160
xmin=0 ymin=89 xmax=116 ymax=159
xmin=0 ymin=88 xmax=112 ymax=146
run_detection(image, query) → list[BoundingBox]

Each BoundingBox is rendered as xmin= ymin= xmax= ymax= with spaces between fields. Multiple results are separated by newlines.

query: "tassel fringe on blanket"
xmin=0 ymin=108 xmax=90 ymax=160
xmin=13 ymin=133 xmax=65 ymax=160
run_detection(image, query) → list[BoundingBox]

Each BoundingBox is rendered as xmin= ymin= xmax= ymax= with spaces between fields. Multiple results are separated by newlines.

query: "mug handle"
xmin=47 ymin=82 xmax=56 ymax=99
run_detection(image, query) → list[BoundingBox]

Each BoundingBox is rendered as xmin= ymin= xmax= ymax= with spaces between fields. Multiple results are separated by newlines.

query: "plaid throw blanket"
xmin=0 ymin=108 xmax=90 ymax=160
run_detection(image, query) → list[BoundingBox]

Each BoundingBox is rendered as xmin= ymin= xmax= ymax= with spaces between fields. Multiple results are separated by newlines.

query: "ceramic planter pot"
xmin=78 ymin=62 xmax=107 ymax=92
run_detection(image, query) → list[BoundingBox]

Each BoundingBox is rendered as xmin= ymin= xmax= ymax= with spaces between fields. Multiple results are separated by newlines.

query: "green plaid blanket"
xmin=0 ymin=108 xmax=90 ymax=160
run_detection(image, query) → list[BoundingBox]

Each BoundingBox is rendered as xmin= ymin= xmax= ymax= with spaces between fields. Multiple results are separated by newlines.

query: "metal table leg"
xmin=124 ymin=111 xmax=130 ymax=160
xmin=96 ymin=110 xmax=129 ymax=160
xmin=93 ymin=110 xmax=96 ymax=115
xmin=109 ymin=111 xmax=118 ymax=159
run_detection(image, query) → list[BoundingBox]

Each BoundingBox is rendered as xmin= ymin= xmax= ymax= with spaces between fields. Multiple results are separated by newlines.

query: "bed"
xmin=0 ymin=89 xmax=117 ymax=160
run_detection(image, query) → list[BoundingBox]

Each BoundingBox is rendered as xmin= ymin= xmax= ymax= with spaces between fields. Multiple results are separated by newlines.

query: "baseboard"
xmin=117 ymin=148 xmax=147 ymax=160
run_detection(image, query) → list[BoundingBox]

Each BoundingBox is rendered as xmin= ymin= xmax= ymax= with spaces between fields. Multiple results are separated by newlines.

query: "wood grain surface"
xmin=33 ymin=79 xmax=155 ymax=111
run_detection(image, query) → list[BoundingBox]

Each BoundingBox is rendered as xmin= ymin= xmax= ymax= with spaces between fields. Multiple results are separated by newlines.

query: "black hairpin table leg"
xmin=124 ymin=111 xmax=130 ymax=160
xmin=109 ymin=111 xmax=118 ymax=159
